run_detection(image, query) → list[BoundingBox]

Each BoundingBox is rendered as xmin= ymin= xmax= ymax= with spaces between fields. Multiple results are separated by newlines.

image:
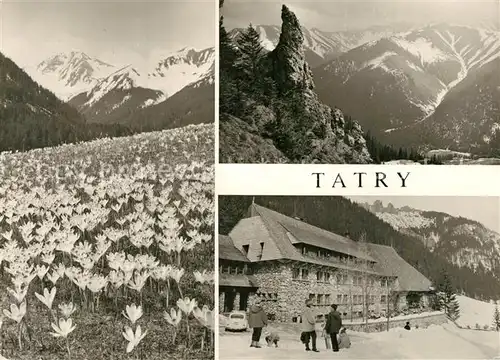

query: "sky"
xmin=222 ymin=0 xmax=499 ymax=31
xmin=0 ymin=0 xmax=216 ymax=68
xmin=346 ymin=196 xmax=500 ymax=232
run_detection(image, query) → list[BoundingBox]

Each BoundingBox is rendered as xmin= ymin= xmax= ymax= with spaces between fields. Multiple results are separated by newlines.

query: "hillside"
xmin=0 ymin=52 xmax=128 ymax=152
xmin=220 ymin=6 xmax=377 ymax=164
xmin=360 ymin=201 xmax=500 ymax=281
xmin=313 ymin=24 xmax=500 ymax=155
xmin=219 ymin=196 xmax=500 ymax=300
xmin=118 ymin=73 xmax=215 ymax=132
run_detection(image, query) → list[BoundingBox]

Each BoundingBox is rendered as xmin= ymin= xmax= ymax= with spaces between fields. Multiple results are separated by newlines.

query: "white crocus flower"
xmin=58 ymin=303 xmax=77 ymax=318
xmin=177 ymin=297 xmax=197 ymax=315
xmin=122 ymin=304 xmax=143 ymax=325
xmin=122 ymin=325 xmax=147 ymax=353
xmin=7 ymin=284 xmax=28 ymax=303
xmin=51 ymin=318 xmax=76 ymax=337
xmin=193 ymin=305 xmax=215 ymax=330
xmin=35 ymin=287 xmax=57 ymax=310
xmin=164 ymin=308 xmax=182 ymax=327
xmin=3 ymin=301 xmax=26 ymax=323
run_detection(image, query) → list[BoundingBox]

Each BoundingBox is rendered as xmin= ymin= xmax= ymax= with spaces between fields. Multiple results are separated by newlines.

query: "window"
xmin=243 ymin=244 xmax=249 ymax=255
xmin=337 ymin=274 xmax=348 ymax=285
xmin=317 ymin=294 xmax=324 ymax=305
xmin=324 ymin=273 xmax=330 ymax=283
xmin=381 ymin=295 xmax=387 ymax=304
xmin=292 ymin=268 xmax=300 ymax=279
xmin=302 ymin=269 xmax=309 ymax=280
xmin=317 ymin=271 xmax=323 ymax=282
xmin=325 ymin=294 xmax=331 ymax=305
xmin=309 ymin=293 xmax=316 ymax=303
xmin=343 ymin=294 xmax=348 ymax=304
xmin=381 ymin=278 xmax=387 ymax=287
xmin=337 ymin=294 xmax=342 ymax=304
xmin=234 ymin=267 xmax=239 ymax=275
xmin=257 ymin=242 xmax=264 ymax=260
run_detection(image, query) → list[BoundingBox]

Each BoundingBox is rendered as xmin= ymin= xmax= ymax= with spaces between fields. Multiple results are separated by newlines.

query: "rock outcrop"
xmin=219 ymin=5 xmax=373 ymax=164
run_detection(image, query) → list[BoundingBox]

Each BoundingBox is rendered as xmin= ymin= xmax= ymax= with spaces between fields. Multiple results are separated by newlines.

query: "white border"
xmin=216 ymin=164 xmax=500 ymax=196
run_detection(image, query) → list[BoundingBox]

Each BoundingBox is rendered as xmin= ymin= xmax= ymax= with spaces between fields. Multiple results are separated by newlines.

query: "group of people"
xmin=245 ymin=298 xmax=351 ymax=352
xmin=301 ymin=299 xmax=351 ymax=352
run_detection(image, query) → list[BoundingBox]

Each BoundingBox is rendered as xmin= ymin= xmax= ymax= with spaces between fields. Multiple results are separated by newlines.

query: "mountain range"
xmin=29 ymin=47 xmax=215 ymax=127
xmin=360 ymin=200 xmax=500 ymax=278
xmin=0 ymin=52 xmax=129 ymax=152
xmin=229 ymin=20 xmax=500 ymax=156
xmin=0 ymin=45 xmax=214 ymax=151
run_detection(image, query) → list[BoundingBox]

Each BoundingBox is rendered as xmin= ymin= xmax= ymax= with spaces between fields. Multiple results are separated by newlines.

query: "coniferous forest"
xmin=219 ymin=196 xmax=500 ymax=301
xmin=0 ymin=52 xmax=131 ymax=152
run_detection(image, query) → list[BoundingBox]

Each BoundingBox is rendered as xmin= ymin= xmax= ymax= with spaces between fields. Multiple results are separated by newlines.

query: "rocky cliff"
xmin=219 ymin=5 xmax=372 ymax=164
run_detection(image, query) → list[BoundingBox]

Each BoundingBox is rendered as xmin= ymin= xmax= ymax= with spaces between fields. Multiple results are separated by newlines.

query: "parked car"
xmin=225 ymin=311 xmax=248 ymax=331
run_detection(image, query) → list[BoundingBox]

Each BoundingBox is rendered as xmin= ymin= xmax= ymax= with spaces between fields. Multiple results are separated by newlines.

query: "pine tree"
xmin=235 ymin=24 xmax=264 ymax=82
xmin=219 ymin=17 xmax=238 ymax=73
xmin=493 ymin=303 xmax=500 ymax=331
xmin=438 ymin=272 xmax=460 ymax=321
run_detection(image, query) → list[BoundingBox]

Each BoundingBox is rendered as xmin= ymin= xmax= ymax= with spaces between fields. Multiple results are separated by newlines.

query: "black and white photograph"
xmin=218 ymin=195 xmax=500 ymax=359
xmin=0 ymin=1 xmax=215 ymax=359
xmin=219 ymin=0 xmax=500 ymax=164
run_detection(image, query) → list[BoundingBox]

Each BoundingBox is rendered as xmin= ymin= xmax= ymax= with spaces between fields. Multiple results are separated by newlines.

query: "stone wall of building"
xmin=343 ymin=312 xmax=447 ymax=333
xmin=219 ymin=291 xmax=225 ymax=313
xmin=249 ymin=262 xmax=400 ymax=322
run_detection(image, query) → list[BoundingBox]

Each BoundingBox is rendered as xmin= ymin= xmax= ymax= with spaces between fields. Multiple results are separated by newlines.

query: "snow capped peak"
xmin=32 ymin=51 xmax=115 ymax=100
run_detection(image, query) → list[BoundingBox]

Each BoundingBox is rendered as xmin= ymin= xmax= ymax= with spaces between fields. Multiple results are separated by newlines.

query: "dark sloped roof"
xmin=252 ymin=204 xmax=375 ymax=262
xmin=366 ymin=243 xmax=432 ymax=292
xmin=219 ymin=273 xmax=259 ymax=288
xmin=219 ymin=234 xmax=250 ymax=262
xmin=240 ymin=204 xmax=386 ymax=276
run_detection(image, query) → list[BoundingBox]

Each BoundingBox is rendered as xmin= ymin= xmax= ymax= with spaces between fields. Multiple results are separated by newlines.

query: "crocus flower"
xmin=59 ymin=303 xmax=77 ymax=318
xmin=177 ymin=297 xmax=197 ymax=315
xmin=122 ymin=325 xmax=147 ymax=353
xmin=122 ymin=304 xmax=143 ymax=325
xmin=35 ymin=287 xmax=57 ymax=310
xmin=3 ymin=301 xmax=26 ymax=323
xmin=51 ymin=318 xmax=76 ymax=337
xmin=164 ymin=308 xmax=182 ymax=326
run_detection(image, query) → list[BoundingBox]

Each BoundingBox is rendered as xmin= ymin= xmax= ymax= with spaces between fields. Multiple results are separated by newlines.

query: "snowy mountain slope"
xmin=0 ymin=51 xmax=128 ymax=152
xmin=147 ymin=47 xmax=215 ymax=97
xmin=361 ymin=201 xmax=500 ymax=275
xmin=229 ymin=24 xmax=412 ymax=67
xmin=314 ymin=24 xmax=500 ymax=151
xmin=29 ymin=47 xmax=214 ymax=124
xmin=30 ymin=51 xmax=115 ymax=101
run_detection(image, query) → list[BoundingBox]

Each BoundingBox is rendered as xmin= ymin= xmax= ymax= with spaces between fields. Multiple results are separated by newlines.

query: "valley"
xmin=229 ymin=19 xmax=500 ymax=160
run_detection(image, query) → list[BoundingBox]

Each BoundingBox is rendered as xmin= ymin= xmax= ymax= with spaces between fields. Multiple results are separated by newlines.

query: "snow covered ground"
xmin=219 ymin=296 xmax=500 ymax=359
xmin=457 ymin=295 xmax=500 ymax=329
xmin=219 ymin=323 xmax=500 ymax=359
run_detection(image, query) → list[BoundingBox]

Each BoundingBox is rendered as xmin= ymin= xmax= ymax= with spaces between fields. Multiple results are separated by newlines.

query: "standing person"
xmin=404 ymin=321 xmax=411 ymax=330
xmin=247 ymin=298 xmax=268 ymax=348
xmin=325 ymin=304 xmax=342 ymax=352
xmin=301 ymin=299 xmax=319 ymax=352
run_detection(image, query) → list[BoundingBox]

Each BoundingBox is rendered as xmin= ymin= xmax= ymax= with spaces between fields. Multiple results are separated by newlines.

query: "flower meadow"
xmin=0 ymin=124 xmax=215 ymax=360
